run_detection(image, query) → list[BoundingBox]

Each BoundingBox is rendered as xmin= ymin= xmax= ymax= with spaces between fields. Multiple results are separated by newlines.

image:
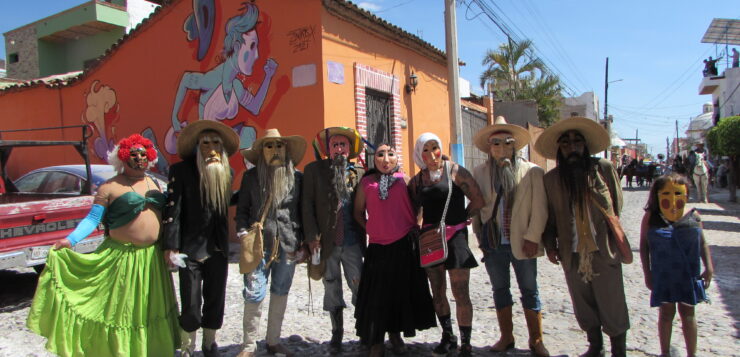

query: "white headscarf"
xmin=414 ymin=132 xmax=442 ymax=169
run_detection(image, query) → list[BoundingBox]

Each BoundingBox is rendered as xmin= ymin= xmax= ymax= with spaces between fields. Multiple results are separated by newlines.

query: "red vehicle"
xmin=0 ymin=126 xmax=105 ymax=272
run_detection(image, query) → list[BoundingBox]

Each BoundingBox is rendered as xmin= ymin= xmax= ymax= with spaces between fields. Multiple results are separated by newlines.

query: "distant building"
xmin=698 ymin=18 xmax=740 ymax=123
xmin=3 ymin=0 xmax=160 ymax=80
xmin=559 ymin=91 xmax=600 ymax=121
xmin=0 ymin=59 xmax=5 ymax=78
xmin=686 ymin=102 xmax=714 ymax=146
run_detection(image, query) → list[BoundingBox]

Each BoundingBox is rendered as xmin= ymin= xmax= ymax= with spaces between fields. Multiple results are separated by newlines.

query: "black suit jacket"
xmin=163 ymin=158 xmax=231 ymax=261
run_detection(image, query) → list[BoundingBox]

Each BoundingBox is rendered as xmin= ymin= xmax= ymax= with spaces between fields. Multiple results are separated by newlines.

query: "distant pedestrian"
xmin=639 ymin=174 xmax=714 ymax=357
xmin=732 ymin=48 xmax=739 ymax=68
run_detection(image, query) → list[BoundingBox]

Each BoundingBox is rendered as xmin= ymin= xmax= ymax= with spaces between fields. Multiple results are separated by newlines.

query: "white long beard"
xmin=197 ymin=150 xmax=231 ymax=214
xmin=258 ymin=158 xmax=295 ymax=210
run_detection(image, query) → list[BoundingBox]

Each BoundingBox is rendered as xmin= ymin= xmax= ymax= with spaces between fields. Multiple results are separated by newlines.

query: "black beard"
xmin=330 ymin=155 xmax=351 ymax=202
xmin=557 ymin=151 xmax=594 ymax=209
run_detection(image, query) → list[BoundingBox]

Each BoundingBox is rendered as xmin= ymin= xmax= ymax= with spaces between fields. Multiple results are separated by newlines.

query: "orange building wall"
xmin=0 ymin=0 xmax=450 ymax=180
xmin=320 ymin=10 xmax=450 ymax=174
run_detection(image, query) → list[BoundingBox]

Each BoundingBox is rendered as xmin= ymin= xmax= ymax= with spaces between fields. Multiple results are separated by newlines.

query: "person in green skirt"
xmin=27 ymin=133 xmax=181 ymax=356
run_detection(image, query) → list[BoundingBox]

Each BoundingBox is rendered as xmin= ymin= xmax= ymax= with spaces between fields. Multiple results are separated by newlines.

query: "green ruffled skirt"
xmin=27 ymin=238 xmax=180 ymax=357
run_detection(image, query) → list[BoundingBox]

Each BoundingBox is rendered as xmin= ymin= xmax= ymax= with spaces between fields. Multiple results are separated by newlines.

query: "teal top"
xmin=105 ymin=191 xmax=166 ymax=229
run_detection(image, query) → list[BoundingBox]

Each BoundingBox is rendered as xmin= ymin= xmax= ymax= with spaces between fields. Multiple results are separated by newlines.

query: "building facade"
xmin=0 ymin=0 xmax=453 ymax=181
xmin=3 ymin=0 xmax=159 ymax=80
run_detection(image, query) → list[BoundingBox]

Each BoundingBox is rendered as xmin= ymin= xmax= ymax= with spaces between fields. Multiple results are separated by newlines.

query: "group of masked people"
xmin=25 ymin=115 xmax=712 ymax=357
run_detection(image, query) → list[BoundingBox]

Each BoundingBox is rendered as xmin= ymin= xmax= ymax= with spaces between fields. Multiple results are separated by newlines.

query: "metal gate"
xmin=364 ymin=89 xmax=391 ymax=169
xmin=462 ymin=107 xmax=488 ymax=171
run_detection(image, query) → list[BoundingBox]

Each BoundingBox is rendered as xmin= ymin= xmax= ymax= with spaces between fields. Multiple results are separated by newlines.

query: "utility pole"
xmin=444 ymin=0 xmax=464 ymax=165
xmin=666 ymin=137 xmax=670 ymax=162
xmin=675 ymin=120 xmax=679 ymax=155
xmin=603 ymin=57 xmax=609 ymax=159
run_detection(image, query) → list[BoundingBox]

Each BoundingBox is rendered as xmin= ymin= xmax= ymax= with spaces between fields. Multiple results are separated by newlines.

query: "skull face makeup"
xmin=262 ymin=139 xmax=286 ymax=167
xmin=127 ymin=145 xmax=149 ymax=170
xmin=659 ymin=181 xmax=687 ymax=222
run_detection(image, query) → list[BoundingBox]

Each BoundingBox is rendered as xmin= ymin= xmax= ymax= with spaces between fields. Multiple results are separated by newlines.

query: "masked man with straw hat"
xmin=471 ymin=116 xmax=550 ymax=356
xmin=302 ymin=126 xmax=366 ymax=354
xmin=534 ymin=117 xmax=629 ymax=357
xmin=163 ymin=120 xmax=240 ymax=357
xmin=235 ymin=129 xmax=307 ymax=357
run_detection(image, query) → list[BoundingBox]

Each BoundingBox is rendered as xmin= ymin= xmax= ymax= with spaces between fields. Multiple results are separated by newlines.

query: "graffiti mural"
xmin=82 ymin=81 xmax=120 ymax=161
xmin=167 ymin=2 xmax=278 ymax=155
xmin=183 ymin=0 xmax=216 ymax=61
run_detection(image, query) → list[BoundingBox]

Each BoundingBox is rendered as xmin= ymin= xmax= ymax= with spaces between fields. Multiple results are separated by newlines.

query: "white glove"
xmin=169 ymin=252 xmax=188 ymax=268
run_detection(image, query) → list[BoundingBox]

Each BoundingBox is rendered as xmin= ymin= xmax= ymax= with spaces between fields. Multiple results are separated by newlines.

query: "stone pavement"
xmin=0 ymin=184 xmax=738 ymax=356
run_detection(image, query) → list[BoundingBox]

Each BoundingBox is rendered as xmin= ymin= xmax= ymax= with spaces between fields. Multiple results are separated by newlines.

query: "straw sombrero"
xmin=311 ymin=127 xmax=363 ymax=160
xmin=473 ymin=116 xmax=530 ymax=153
xmin=176 ymin=120 xmax=240 ymax=159
xmin=534 ymin=116 xmax=610 ymax=160
xmin=240 ymin=128 xmax=307 ymax=165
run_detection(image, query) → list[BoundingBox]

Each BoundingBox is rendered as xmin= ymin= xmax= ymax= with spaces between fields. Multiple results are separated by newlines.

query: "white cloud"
xmin=358 ymin=1 xmax=382 ymax=12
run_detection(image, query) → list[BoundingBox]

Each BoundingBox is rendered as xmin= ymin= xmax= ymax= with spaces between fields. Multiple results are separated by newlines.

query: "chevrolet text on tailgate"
xmin=0 ymin=125 xmax=105 ymax=272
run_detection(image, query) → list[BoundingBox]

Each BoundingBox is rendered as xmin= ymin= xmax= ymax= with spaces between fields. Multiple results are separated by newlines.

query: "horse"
xmin=620 ymin=163 xmax=657 ymax=188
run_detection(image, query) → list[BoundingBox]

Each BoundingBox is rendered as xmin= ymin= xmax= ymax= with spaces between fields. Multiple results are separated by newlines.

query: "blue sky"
xmin=2 ymin=0 xmax=738 ymax=156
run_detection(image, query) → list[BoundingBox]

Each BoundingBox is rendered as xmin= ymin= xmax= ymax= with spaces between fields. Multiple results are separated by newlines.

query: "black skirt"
xmin=437 ymin=228 xmax=479 ymax=270
xmin=354 ymin=232 xmax=437 ymax=344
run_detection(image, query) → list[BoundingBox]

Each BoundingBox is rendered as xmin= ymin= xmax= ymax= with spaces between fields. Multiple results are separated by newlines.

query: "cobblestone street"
xmin=1 ymin=183 xmax=738 ymax=357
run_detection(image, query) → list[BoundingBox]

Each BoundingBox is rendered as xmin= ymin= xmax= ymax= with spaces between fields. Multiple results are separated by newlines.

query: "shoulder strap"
xmin=258 ymin=192 xmax=273 ymax=225
xmin=439 ymin=161 xmax=453 ymax=228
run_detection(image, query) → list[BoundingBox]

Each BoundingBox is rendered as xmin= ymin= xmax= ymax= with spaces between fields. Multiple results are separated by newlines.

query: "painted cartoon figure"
xmin=168 ymin=2 xmax=277 ymax=154
xmin=82 ymin=81 xmax=120 ymax=161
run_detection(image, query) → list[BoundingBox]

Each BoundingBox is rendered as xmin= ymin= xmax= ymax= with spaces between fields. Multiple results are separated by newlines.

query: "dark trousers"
xmin=178 ymin=253 xmax=228 ymax=331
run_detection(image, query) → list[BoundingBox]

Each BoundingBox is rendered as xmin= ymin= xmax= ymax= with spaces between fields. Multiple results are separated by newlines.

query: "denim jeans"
xmin=322 ymin=243 xmax=363 ymax=311
xmin=483 ymin=243 xmax=541 ymax=311
xmin=243 ymin=247 xmax=297 ymax=303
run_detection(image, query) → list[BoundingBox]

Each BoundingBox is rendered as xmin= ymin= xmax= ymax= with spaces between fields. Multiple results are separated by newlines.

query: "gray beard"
xmin=331 ymin=155 xmax=351 ymax=202
xmin=258 ymin=158 xmax=295 ymax=211
xmin=197 ymin=150 xmax=231 ymax=215
xmin=492 ymin=156 xmax=518 ymax=205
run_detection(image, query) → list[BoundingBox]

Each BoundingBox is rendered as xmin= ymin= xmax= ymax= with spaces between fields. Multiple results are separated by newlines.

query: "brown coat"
xmin=542 ymin=158 xmax=624 ymax=272
xmin=301 ymin=159 xmax=365 ymax=260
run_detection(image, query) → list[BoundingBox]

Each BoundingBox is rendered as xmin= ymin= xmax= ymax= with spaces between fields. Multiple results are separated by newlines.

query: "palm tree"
xmin=479 ymin=39 xmax=544 ymax=100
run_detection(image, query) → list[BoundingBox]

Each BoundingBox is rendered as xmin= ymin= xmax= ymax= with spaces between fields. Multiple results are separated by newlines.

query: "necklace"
xmin=123 ymin=174 xmax=151 ymax=194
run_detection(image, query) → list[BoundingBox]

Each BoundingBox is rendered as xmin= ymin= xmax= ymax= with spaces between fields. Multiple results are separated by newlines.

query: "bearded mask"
xmin=659 ymin=181 xmax=687 ymax=222
xmin=262 ymin=139 xmax=286 ymax=166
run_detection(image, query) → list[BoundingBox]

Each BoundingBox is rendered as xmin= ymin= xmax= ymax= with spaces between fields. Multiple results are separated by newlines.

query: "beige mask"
xmin=262 ymin=139 xmax=286 ymax=166
xmin=659 ymin=181 xmax=687 ymax=222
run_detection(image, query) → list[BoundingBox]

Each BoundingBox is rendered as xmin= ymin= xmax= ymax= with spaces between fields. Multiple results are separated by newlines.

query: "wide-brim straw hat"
xmin=241 ymin=128 xmax=307 ymax=165
xmin=311 ymin=127 xmax=363 ymax=160
xmin=534 ymin=116 xmax=610 ymax=160
xmin=473 ymin=116 xmax=530 ymax=153
xmin=176 ymin=120 xmax=240 ymax=159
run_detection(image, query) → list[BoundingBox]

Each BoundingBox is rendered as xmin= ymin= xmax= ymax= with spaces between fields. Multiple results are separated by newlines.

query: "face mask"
xmin=128 ymin=146 xmax=148 ymax=170
xmin=659 ymin=181 xmax=687 ymax=222
xmin=262 ymin=140 xmax=286 ymax=166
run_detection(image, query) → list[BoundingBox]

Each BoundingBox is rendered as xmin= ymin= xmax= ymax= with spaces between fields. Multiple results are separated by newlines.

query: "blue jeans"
xmin=243 ymin=247 xmax=297 ymax=303
xmin=483 ymin=244 xmax=541 ymax=311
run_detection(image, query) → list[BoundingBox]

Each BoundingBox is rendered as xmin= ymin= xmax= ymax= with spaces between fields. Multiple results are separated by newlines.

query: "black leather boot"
xmin=610 ymin=332 xmax=627 ymax=357
xmin=579 ymin=329 xmax=605 ymax=357
xmin=329 ymin=308 xmax=344 ymax=355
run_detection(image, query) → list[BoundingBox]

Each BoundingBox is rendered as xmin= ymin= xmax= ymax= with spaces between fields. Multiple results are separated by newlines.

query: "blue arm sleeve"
xmin=66 ymin=204 xmax=105 ymax=246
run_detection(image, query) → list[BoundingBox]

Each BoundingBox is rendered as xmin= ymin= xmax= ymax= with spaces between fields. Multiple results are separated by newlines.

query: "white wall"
xmin=717 ymin=67 xmax=740 ymax=118
xmin=126 ymin=0 xmax=159 ymax=33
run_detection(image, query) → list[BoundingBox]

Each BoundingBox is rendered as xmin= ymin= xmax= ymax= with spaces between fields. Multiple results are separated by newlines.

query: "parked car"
xmin=13 ymin=164 xmax=167 ymax=195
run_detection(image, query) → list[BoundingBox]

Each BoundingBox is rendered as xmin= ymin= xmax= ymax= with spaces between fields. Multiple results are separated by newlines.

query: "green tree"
xmin=707 ymin=116 xmax=740 ymax=202
xmin=480 ymin=39 xmax=562 ymax=126
xmin=480 ymin=39 xmax=544 ymax=100
xmin=520 ymin=74 xmax=562 ymax=126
